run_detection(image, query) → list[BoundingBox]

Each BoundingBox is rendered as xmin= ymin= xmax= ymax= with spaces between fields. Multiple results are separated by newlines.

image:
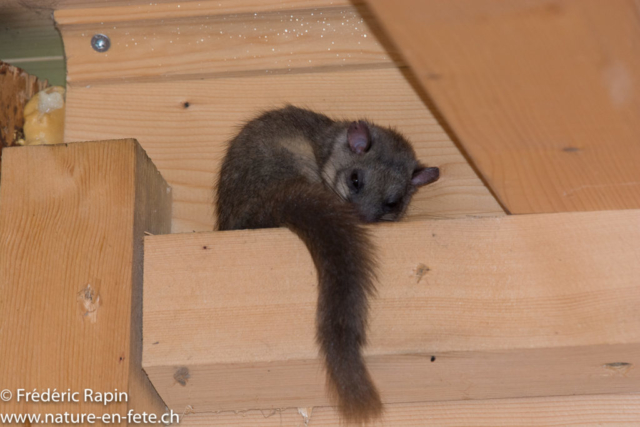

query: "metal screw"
xmin=91 ymin=34 xmax=110 ymax=52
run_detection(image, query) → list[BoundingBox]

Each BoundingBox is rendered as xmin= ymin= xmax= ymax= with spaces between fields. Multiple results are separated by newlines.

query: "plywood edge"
xmin=142 ymin=210 xmax=640 ymax=412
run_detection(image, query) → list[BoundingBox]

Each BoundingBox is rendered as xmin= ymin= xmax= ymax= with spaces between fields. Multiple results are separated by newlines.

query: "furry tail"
xmin=267 ymin=180 xmax=382 ymax=423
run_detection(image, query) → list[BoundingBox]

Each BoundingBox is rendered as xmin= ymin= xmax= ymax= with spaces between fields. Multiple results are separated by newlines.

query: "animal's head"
xmin=326 ymin=120 xmax=439 ymax=222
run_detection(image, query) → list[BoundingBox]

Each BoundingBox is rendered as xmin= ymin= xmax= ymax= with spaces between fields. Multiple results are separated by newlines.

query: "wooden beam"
xmin=176 ymin=394 xmax=640 ymax=426
xmin=0 ymin=139 xmax=172 ymax=421
xmin=63 ymin=67 xmax=504 ymax=232
xmin=54 ymin=0 xmax=361 ymax=25
xmin=364 ymin=0 xmax=640 ymax=213
xmin=143 ymin=209 xmax=640 ymax=413
xmin=55 ymin=3 xmax=398 ymax=84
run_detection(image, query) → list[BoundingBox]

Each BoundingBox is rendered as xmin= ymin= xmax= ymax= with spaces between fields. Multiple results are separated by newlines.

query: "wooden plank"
xmin=55 ymin=0 xmax=360 ymax=25
xmin=0 ymin=139 xmax=172 ymax=421
xmin=13 ymin=0 xmax=345 ymax=11
xmin=365 ymin=0 xmax=640 ymax=213
xmin=63 ymin=67 xmax=504 ymax=232
xmin=177 ymin=394 xmax=640 ymax=426
xmin=142 ymin=210 xmax=640 ymax=413
xmin=56 ymin=4 xmax=397 ymax=83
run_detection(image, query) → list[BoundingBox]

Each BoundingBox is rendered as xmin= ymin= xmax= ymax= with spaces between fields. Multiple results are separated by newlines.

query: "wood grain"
xmin=55 ymin=0 xmax=360 ymax=25
xmin=143 ymin=210 xmax=640 ymax=413
xmin=177 ymin=394 xmax=640 ymax=426
xmin=64 ymin=67 xmax=504 ymax=232
xmin=365 ymin=0 xmax=640 ymax=213
xmin=0 ymin=139 xmax=171 ymax=421
xmin=56 ymin=4 xmax=397 ymax=83
xmin=39 ymin=0 xmax=640 ymax=423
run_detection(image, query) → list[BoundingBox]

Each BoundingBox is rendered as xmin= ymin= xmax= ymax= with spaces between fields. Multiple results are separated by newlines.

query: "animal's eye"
xmin=349 ymin=170 xmax=363 ymax=193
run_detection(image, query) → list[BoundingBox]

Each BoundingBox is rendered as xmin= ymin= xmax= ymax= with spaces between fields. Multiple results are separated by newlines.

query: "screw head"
xmin=91 ymin=34 xmax=111 ymax=52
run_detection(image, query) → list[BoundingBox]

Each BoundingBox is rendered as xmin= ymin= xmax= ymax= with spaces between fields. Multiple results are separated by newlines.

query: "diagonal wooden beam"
xmin=364 ymin=0 xmax=640 ymax=214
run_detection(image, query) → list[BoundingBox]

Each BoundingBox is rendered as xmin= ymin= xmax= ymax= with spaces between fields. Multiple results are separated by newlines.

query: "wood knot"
xmin=174 ymin=366 xmax=191 ymax=386
xmin=415 ymin=263 xmax=430 ymax=283
xmin=77 ymin=284 xmax=101 ymax=323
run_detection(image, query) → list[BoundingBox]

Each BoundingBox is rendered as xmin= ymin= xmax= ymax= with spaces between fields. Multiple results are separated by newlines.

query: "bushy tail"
xmin=267 ymin=180 xmax=382 ymax=423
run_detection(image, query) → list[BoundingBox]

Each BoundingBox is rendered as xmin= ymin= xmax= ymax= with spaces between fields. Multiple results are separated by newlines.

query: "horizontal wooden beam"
xmin=54 ymin=0 xmax=360 ymax=25
xmin=177 ymin=394 xmax=640 ymax=426
xmin=142 ymin=209 xmax=640 ymax=413
xmin=0 ymin=139 xmax=172 ymax=419
xmin=55 ymin=3 xmax=398 ymax=83
xmin=63 ymin=67 xmax=505 ymax=232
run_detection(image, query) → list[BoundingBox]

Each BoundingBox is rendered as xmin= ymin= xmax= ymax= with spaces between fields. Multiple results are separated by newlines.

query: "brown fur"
xmin=215 ymin=106 xmax=439 ymax=423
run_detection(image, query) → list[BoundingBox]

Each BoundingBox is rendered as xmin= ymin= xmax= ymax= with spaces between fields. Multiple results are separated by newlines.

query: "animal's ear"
xmin=347 ymin=120 xmax=371 ymax=154
xmin=412 ymin=166 xmax=440 ymax=187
